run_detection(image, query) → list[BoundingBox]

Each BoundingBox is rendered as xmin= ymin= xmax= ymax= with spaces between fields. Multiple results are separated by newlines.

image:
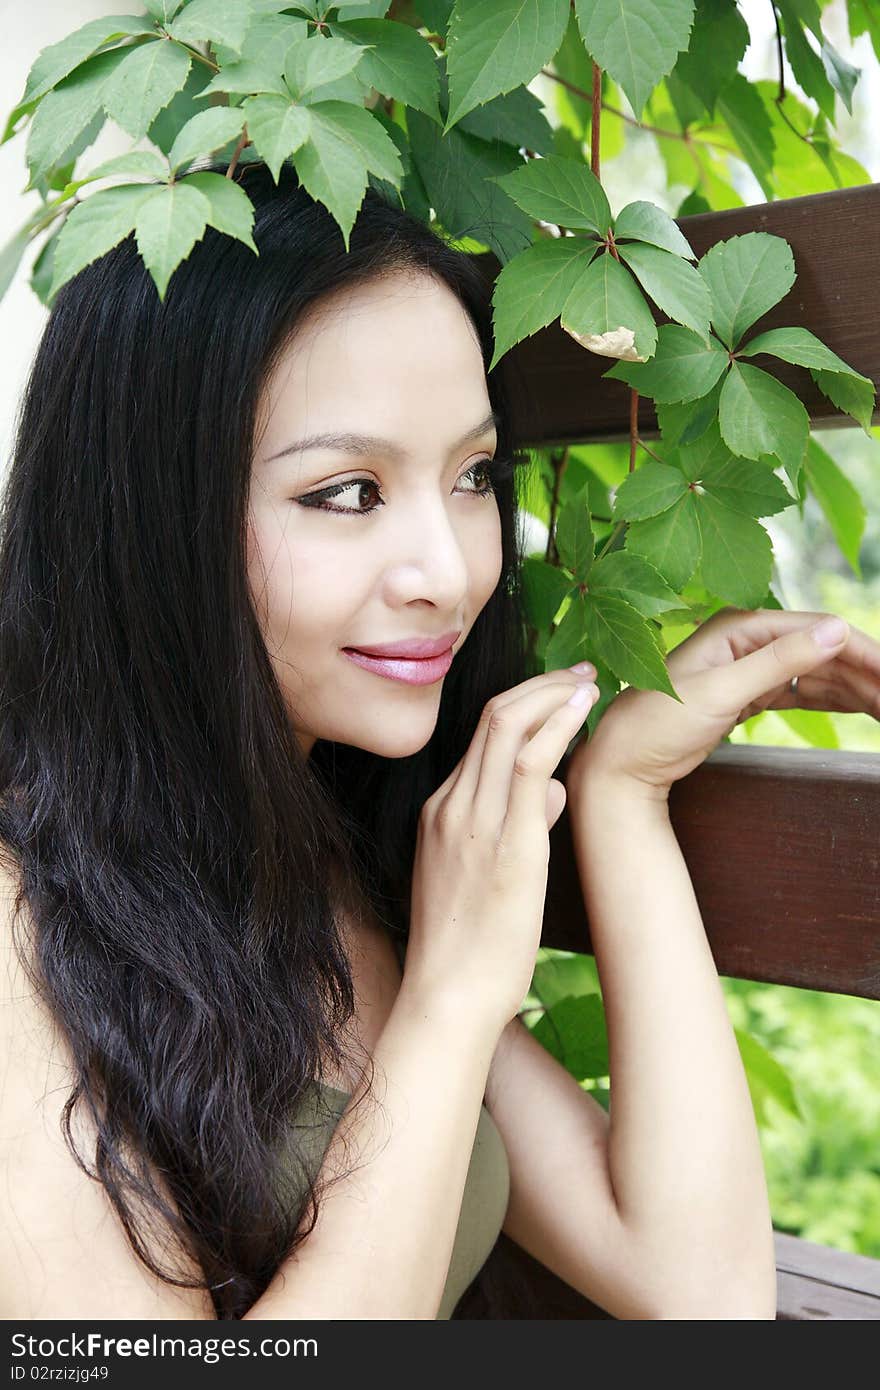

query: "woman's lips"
xmin=342 ymin=646 xmax=454 ymax=685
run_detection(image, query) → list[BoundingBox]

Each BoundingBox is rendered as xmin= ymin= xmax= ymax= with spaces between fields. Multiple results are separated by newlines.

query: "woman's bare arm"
xmin=565 ymin=765 xmax=777 ymax=1317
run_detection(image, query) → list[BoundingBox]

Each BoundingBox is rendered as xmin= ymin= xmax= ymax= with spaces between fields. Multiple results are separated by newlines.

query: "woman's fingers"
xmin=670 ymin=607 xmax=880 ymax=688
xmin=501 ymin=685 xmax=599 ymax=844
xmin=687 ymin=614 xmax=852 ymax=717
xmin=470 ymin=680 xmax=598 ymax=830
xmin=446 ymin=667 xmax=594 ymax=805
xmin=738 ymin=663 xmax=880 ymax=722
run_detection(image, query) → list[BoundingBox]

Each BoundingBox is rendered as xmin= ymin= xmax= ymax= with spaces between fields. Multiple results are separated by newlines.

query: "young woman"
xmin=1 ymin=160 xmax=877 ymax=1322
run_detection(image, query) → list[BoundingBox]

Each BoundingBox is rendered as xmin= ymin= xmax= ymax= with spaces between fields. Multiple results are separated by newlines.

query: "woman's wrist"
xmin=566 ymin=740 xmax=672 ymax=813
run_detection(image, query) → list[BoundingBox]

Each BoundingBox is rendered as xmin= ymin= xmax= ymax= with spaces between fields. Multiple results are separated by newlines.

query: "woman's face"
xmin=247 ymin=269 xmax=504 ymax=760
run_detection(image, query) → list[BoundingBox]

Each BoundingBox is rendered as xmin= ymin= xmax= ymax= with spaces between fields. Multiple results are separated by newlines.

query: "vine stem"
xmin=769 ymin=1 xmax=816 ymax=146
xmin=629 ymin=390 xmax=639 ymax=472
xmin=590 ymin=61 xmax=602 ymax=177
xmin=637 ymin=437 xmax=666 ymax=466
xmin=544 ymin=446 xmax=570 ymax=565
xmin=541 ymin=68 xmax=735 ymax=159
xmin=225 ymin=126 xmax=251 ymax=179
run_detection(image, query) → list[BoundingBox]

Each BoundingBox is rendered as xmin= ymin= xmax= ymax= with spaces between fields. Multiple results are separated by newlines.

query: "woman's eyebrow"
xmin=265 ymin=409 xmax=501 ymax=464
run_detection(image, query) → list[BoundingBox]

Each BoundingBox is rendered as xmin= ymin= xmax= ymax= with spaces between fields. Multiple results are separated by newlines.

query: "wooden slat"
xmin=545 ymin=744 xmax=880 ymax=1000
xmin=775 ymin=1232 xmax=880 ymax=1319
xmin=454 ymin=1230 xmax=880 ymax=1318
xmin=473 ymin=183 xmax=880 ymax=444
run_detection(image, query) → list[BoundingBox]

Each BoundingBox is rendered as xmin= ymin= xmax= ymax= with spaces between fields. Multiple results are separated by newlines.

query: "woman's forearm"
xmin=566 ymin=765 xmax=777 ymax=1318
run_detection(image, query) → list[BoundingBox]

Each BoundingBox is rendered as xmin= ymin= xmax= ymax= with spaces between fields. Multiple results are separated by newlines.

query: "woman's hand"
xmin=405 ymin=667 xmax=601 ymax=1034
xmin=566 ymin=607 xmax=880 ymax=800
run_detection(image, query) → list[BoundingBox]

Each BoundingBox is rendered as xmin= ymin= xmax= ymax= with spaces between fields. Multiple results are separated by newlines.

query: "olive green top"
xmin=283 ymin=929 xmax=510 ymax=1319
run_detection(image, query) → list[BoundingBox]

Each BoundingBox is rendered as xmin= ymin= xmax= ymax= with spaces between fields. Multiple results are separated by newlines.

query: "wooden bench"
xmin=453 ymin=189 xmax=880 ymax=1318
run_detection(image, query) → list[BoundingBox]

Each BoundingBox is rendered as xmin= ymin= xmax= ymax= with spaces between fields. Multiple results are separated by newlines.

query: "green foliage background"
xmin=2 ymin=0 xmax=878 ymax=1262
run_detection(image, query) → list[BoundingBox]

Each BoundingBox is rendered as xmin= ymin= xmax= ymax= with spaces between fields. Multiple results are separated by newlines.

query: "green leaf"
xmin=665 ymin=69 xmax=705 ymax=130
xmin=776 ymin=1 xmax=836 ymax=120
xmin=491 ymin=153 xmax=612 ymax=236
xmin=3 ymin=97 xmax=40 ymax=148
xmin=624 ymin=492 xmax=701 ymax=591
xmin=803 ymin=436 xmax=865 ymax=578
xmin=613 ymin=200 xmax=694 ymax=259
xmin=531 ymin=950 xmax=601 ymax=1007
xmin=544 ymin=589 xmax=593 ymax=669
xmin=697 ymin=496 xmax=773 ymax=607
xmin=752 ymin=79 xmax=871 ymax=199
xmin=521 ymin=555 xmax=574 ymax=630
xmin=457 ymin=84 xmax=554 ymax=154
xmin=656 ymin=379 xmax=723 ymax=446
xmin=167 ymin=107 xmax=247 ymax=172
xmin=102 ymin=37 xmax=192 ymax=140
xmin=560 ymin=253 xmax=658 ymax=362
xmin=444 ymin=0 xmax=569 ymax=131
xmin=531 ymin=994 xmax=609 ymax=1081
xmin=198 ymin=59 xmax=289 ymax=99
xmin=605 ymin=324 xmax=729 ymax=402
xmin=573 ymin=0 xmax=696 ymax=119
xmin=134 ymin=181 xmax=212 ymax=300
xmin=290 ymin=101 xmax=403 ymax=250
xmin=820 ymin=38 xmax=860 ymax=115
xmin=169 ymin=0 xmax=255 ymax=52
xmin=183 ymin=171 xmax=258 ymax=254
xmin=811 ymin=368 xmax=875 ymax=436
xmin=670 ymin=0 xmax=748 ymax=115
xmin=612 ymin=458 xmax=689 ymax=521
xmin=407 ymin=111 xmax=533 ymax=265
xmin=30 ymin=222 xmax=62 ymax=306
xmin=0 ymin=228 xmax=31 ymax=302
xmin=212 ymin=12 xmax=308 ymax=68
xmin=739 ymin=329 xmax=876 ymax=433
xmin=617 ymin=241 xmax=712 ymax=341
xmin=283 ymin=35 xmax=368 ymax=102
xmin=327 ymin=19 xmax=442 ymax=123
xmin=17 ymin=13 xmax=156 ymax=107
xmin=555 ymin=484 xmax=595 ymax=578
xmin=25 ymin=47 xmax=130 ymax=185
xmin=848 ymin=0 xmax=880 ymax=64
xmin=684 ymin=427 xmax=795 ymax=518
xmin=147 ymin=61 xmax=216 ymax=155
xmin=144 ymin=0 xmax=184 ymax=20
xmin=716 ymin=73 xmax=775 ymax=199
xmin=241 ymin=95 xmax=310 ymax=180
xmin=585 ymin=593 xmax=681 ymax=700
xmin=739 ymin=326 xmax=859 ymax=375
xmin=718 ymin=362 xmax=809 ymax=483
xmin=489 ymin=236 xmax=598 ymax=370
xmin=588 ymin=551 xmax=683 ymax=618
xmin=698 ymin=232 xmax=796 ymax=350
xmin=735 ymin=1028 xmax=802 ymax=1127
xmin=71 ymin=150 xmax=170 ymax=187
xmin=47 ymin=183 xmax=157 ymax=301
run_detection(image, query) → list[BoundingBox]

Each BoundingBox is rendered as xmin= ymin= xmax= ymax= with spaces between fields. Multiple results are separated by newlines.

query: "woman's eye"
xmin=298 ymin=478 xmax=382 ymax=515
xmin=297 ymin=458 xmax=500 ymax=517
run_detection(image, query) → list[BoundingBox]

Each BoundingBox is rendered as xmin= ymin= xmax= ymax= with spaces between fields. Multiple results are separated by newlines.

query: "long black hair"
xmin=0 ymin=158 xmax=533 ymax=1319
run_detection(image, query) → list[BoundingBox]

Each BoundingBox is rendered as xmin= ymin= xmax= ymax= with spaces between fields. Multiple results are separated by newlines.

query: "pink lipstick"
xmin=342 ymin=645 xmax=455 ymax=685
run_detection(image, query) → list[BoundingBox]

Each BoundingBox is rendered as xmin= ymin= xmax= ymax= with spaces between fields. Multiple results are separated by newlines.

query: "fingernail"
xmin=567 ymin=683 xmax=594 ymax=707
xmin=568 ymin=661 xmax=596 ymax=675
xmin=812 ymin=616 xmax=848 ymax=648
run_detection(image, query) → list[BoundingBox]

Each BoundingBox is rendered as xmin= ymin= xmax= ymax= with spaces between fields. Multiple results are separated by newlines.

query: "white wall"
xmin=0 ymin=0 xmax=134 ymax=471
